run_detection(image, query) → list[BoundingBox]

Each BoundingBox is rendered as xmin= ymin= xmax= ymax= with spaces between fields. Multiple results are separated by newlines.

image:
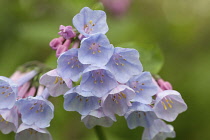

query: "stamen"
xmin=161 ymin=101 xmax=167 ymax=110
xmin=120 ymin=63 xmax=124 ymax=66
xmin=94 ymin=80 xmax=97 ymax=84
xmin=89 ymin=20 xmax=93 ymax=24
xmin=1 ymin=92 xmax=5 ymax=94
xmin=138 ymin=114 xmax=141 ymax=118
xmin=169 ymin=98 xmax=174 ymax=103
xmin=68 ymin=62 xmax=71 ymax=65
xmin=100 ymin=80 xmax=103 ymax=83
xmin=30 ymin=107 xmax=34 ymax=110
xmin=120 ymin=92 xmax=126 ymax=98
xmin=54 ymin=77 xmax=59 ymax=84
xmin=115 ymin=63 xmax=119 ymax=65
xmin=92 ymin=51 xmax=96 ymax=54
xmin=86 ymin=98 xmax=89 ymax=102
xmin=142 ymin=83 xmax=145 ymax=85
xmin=98 ymin=50 xmax=101 ymax=53
xmin=89 ymin=47 xmax=92 ymax=49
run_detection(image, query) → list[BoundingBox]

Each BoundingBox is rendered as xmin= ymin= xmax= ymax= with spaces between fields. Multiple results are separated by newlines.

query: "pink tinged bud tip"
xmin=49 ymin=37 xmax=65 ymax=50
xmin=157 ymin=79 xmax=172 ymax=91
xmin=58 ymin=25 xmax=76 ymax=40
xmin=56 ymin=39 xmax=71 ymax=57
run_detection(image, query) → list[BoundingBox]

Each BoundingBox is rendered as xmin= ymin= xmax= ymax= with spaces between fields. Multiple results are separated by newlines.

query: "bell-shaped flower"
xmin=153 ymin=90 xmax=187 ymax=122
xmin=125 ymin=102 xmax=157 ymax=129
xmin=0 ymin=76 xmax=18 ymax=109
xmin=57 ymin=48 xmax=89 ymax=82
xmin=64 ymin=86 xmax=100 ymax=115
xmin=81 ymin=107 xmax=115 ymax=129
xmin=15 ymin=123 xmax=52 ymax=140
xmin=73 ymin=7 xmax=108 ymax=37
xmin=16 ymin=95 xmax=54 ymax=128
xmin=106 ymin=47 xmax=143 ymax=83
xmin=102 ymin=85 xmax=135 ymax=120
xmin=40 ymin=69 xmax=71 ymax=97
xmin=0 ymin=106 xmax=19 ymax=134
xmin=127 ymin=72 xmax=158 ymax=104
xmin=78 ymin=33 xmax=114 ymax=66
xmin=142 ymin=119 xmax=175 ymax=140
xmin=80 ymin=65 xmax=118 ymax=97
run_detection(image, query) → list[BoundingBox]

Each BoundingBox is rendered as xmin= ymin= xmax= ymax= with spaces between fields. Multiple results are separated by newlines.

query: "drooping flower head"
xmin=80 ymin=65 xmax=118 ymax=97
xmin=57 ymin=48 xmax=89 ymax=82
xmin=16 ymin=92 xmax=54 ymax=128
xmin=142 ymin=119 xmax=175 ymax=140
xmin=106 ymin=47 xmax=143 ymax=83
xmin=102 ymin=85 xmax=135 ymax=120
xmin=81 ymin=107 xmax=115 ymax=129
xmin=73 ymin=7 xmax=108 ymax=37
xmin=40 ymin=69 xmax=71 ymax=97
xmin=0 ymin=76 xmax=18 ymax=109
xmin=127 ymin=72 xmax=158 ymax=104
xmin=78 ymin=33 xmax=114 ymax=66
xmin=15 ymin=123 xmax=52 ymax=140
xmin=64 ymin=86 xmax=100 ymax=115
xmin=125 ymin=102 xmax=157 ymax=129
xmin=0 ymin=106 xmax=19 ymax=134
xmin=153 ymin=90 xmax=187 ymax=122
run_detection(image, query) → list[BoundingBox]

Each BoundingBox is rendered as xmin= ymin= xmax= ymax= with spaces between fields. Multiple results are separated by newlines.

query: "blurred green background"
xmin=0 ymin=0 xmax=210 ymax=139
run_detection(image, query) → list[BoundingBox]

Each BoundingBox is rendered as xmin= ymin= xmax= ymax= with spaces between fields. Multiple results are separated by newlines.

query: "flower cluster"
xmin=45 ymin=7 xmax=187 ymax=140
xmin=0 ymin=7 xmax=188 ymax=140
xmin=0 ymin=65 xmax=54 ymax=140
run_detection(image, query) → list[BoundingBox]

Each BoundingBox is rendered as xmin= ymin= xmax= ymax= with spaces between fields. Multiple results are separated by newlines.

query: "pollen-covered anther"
xmin=100 ymin=80 xmax=103 ymax=83
xmin=86 ymin=98 xmax=89 ymax=102
xmin=120 ymin=63 xmax=124 ymax=66
xmin=1 ymin=92 xmax=5 ymax=94
xmin=94 ymin=80 xmax=97 ymax=84
xmin=92 ymin=51 xmax=96 ymax=54
xmin=5 ymin=93 xmax=11 ymax=97
xmin=120 ymin=92 xmax=126 ymax=98
xmin=161 ymin=101 xmax=168 ymax=110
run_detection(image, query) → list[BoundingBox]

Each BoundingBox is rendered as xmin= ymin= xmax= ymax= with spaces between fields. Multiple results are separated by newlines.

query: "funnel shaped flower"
xmin=73 ymin=7 xmax=108 ymax=37
xmin=40 ymin=69 xmax=71 ymax=97
xmin=57 ymin=48 xmax=88 ymax=82
xmin=142 ymin=119 xmax=175 ymax=140
xmin=0 ymin=107 xmax=18 ymax=134
xmin=80 ymin=66 xmax=118 ymax=97
xmin=153 ymin=90 xmax=187 ymax=122
xmin=0 ymin=76 xmax=18 ymax=109
xmin=15 ymin=123 xmax=52 ymax=140
xmin=127 ymin=72 xmax=158 ymax=104
xmin=102 ymin=85 xmax=135 ymax=120
xmin=78 ymin=33 xmax=114 ymax=66
xmin=106 ymin=47 xmax=143 ymax=83
xmin=125 ymin=102 xmax=157 ymax=129
xmin=16 ymin=96 xmax=54 ymax=128
xmin=81 ymin=107 xmax=115 ymax=129
xmin=64 ymin=87 xmax=100 ymax=115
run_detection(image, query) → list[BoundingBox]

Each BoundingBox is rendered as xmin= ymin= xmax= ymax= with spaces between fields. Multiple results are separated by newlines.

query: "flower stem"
xmin=94 ymin=126 xmax=107 ymax=140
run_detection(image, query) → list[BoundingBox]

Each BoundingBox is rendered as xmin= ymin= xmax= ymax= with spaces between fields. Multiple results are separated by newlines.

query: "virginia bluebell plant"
xmin=0 ymin=7 xmax=187 ymax=140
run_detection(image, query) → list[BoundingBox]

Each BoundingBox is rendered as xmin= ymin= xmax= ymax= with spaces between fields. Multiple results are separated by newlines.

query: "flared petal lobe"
xmin=57 ymin=48 xmax=88 ymax=82
xmin=73 ymin=7 xmax=108 ymax=37
xmin=0 ymin=76 xmax=18 ymax=109
xmin=16 ymin=96 xmax=54 ymax=128
xmin=127 ymin=72 xmax=158 ymax=104
xmin=153 ymin=90 xmax=187 ymax=122
xmin=106 ymin=47 xmax=143 ymax=83
xmin=78 ymin=33 xmax=114 ymax=66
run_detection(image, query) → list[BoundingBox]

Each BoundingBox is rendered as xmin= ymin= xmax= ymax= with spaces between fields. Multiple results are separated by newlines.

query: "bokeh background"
xmin=0 ymin=0 xmax=210 ymax=139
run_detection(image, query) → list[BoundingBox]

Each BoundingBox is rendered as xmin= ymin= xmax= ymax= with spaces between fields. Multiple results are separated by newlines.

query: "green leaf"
xmin=118 ymin=42 xmax=164 ymax=74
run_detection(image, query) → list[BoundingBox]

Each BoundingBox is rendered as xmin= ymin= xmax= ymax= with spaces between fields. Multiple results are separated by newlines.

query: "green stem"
xmin=94 ymin=126 xmax=107 ymax=140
